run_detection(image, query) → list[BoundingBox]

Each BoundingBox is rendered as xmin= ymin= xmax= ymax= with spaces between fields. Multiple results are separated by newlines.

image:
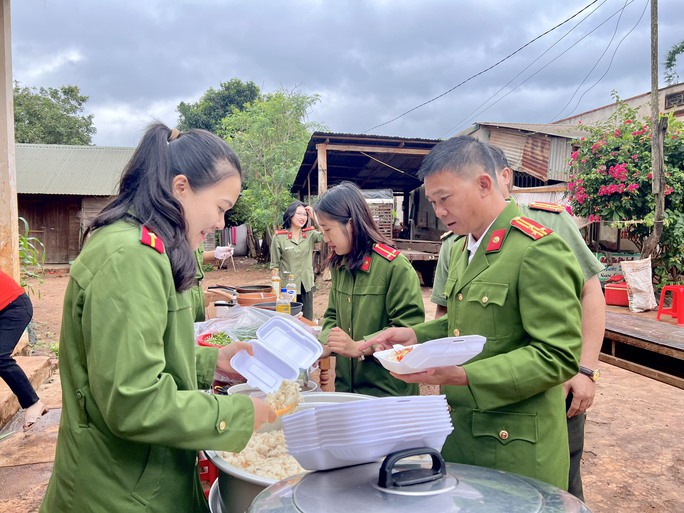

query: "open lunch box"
xmin=230 ymin=316 xmax=323 ymax=393
xmin=374 ymin=335 xmax=487 ymax=374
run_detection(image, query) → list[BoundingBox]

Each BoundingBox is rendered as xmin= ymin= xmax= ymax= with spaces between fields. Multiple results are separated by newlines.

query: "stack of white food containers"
xmin=282 ymin=395 xmax=453 ymax=471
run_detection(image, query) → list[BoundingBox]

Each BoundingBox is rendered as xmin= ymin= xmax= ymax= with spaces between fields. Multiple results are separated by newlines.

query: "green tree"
xmin=14 ymin=82 xmax=96 ymax=145
xmin=221 ymin=89 xmax=325 ymax=259
xmin=566 ymin=100 xmax=684 ymax=285
xmin=664 ymin=39 xmax=684 ymax=86
xmin=177 ymin=78 xmax=260 ymax=133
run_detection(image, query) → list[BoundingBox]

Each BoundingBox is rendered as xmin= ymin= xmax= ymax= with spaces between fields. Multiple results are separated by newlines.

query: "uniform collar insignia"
xmin=360 ymin=255 xmax=372 ymax=272
xmin=485 ymin=229 xmax=507 ymax=253
xmin=140 ymin=226 xmax=165 ymax=254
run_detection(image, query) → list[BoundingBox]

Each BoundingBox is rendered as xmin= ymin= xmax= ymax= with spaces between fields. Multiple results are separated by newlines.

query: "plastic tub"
xmin=254 ymin=301 xmax=303 ymax=316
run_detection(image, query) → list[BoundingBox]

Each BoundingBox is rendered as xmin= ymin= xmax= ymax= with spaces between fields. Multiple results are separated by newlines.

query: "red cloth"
xmin=0 ymin=270 xmax=25 ymax=311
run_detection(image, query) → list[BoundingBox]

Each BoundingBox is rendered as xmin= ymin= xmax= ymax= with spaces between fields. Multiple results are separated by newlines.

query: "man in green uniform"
xmin=270 ymin=205 xmax=324 ymax=321
xmin=319 ymin=242 xmax=425 ymax=397
xmin=430 ymin=145 xmax=605 ymax=500
xmin=362 ymin=136 xmax=583 ymax=490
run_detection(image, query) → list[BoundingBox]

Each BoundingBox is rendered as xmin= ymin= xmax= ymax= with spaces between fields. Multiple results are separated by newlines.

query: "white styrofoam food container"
xmin=374 ymin=335 xmax=487 ymax=374
xmin=230 ymin=316 xmax=323 ymax=393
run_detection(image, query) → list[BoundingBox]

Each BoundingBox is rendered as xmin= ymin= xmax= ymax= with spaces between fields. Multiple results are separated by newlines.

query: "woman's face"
xmin=173 ymin=171 xmax=242 ymax=251
xmin=291 ymin=206 xmax=308 ymax=229
xmin=316 ymin=212 xmax=352 ymax=256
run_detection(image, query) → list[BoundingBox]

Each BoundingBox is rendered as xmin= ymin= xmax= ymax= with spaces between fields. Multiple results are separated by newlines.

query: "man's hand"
xmin=390 ymin=365 xmax=469 ymax=386
xmin=216 ymin=341 xmax=252 ymax=375
xmin=359 ymin=327 xmax=417 ymax=353
xmin=327 ymin=327 xmax=361 ymax=357
xmin=214 ymin=246 xmax=234 ymax=260
xmin=564 ymin=374 xmax=597 ymax=417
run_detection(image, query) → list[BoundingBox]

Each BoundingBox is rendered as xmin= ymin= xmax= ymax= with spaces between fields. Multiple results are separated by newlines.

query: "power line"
xmin=551 ymin=0 xmax=631 ymax=121
xmin=560 ymin=0 xmax=649 ymax=119
xmin=361 ymin=0 xmax=600 ymax=134
xmin=441 ymin=0 xmax=608 ymax=139
xmin=443 ymin=0 xmax=638 ymax=136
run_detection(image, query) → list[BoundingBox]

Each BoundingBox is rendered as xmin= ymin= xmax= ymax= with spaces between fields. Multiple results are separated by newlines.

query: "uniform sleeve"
xmin=270 ymin=234 xmax=281 ymax=270
xmin=431 ymin=238 xmax=452 ymax=307
xmin=319 ymin=269 xmax=338 ymax=345
xmin=553 ymin=212 xmax=604 ymax=281
xmin=196 ymin=346 xmax=219 ymax=389
xmin=311 ymin=230 xmax=325 ymax=244
xmin=363 ymin=255 xmax=425 ymax=340
xmin=463 ymin=236 xmax=583 ymax=411
xmin=82 ymin=245 xmax=253 ymax=452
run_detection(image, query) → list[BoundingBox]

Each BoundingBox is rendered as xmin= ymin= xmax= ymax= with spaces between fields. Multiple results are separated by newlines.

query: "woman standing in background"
xmin=270 ymin=200 xmax=323 ymax=321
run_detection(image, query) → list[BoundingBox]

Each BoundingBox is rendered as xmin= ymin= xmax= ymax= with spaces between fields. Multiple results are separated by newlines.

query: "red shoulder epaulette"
xmin=440 ymin=230 xmax=454 ymax=240
xmin=510 ymin=217 xmax=553 ymax=240
xmin=140 ymin=226 xmax=165 ymax=254
xmin=275 ymin=229 xmax=288 ymax=235
xmin=372 ymin=242 xmax=399 ymax=261
xmin=528 ymin=201 xmax=565 ymax=213
xmin=302 ymin=226 xmax=315 ymax=232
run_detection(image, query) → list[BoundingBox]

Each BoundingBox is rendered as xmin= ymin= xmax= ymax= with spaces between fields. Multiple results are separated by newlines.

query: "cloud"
xmin=10 ymin=0 xmax=684 ymax=147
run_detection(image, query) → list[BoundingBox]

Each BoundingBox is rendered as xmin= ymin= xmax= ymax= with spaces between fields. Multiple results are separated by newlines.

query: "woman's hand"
xmin=250 ymin=397 xmax=276 ymax=430
xmin=304 ymin=205 xmax=317 ymax=225
xmin=327 ymin=327 xmax=361 ymax=357
xmin=216 ymin=341 xmax=253 ymax=375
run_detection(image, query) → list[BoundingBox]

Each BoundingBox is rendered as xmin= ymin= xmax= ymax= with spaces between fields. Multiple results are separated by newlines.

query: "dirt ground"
xmin=11 ymin=258 xmax=684 ymax=513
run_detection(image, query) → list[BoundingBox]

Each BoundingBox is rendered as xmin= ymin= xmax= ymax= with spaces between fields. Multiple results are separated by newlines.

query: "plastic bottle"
xmin=275 ymin=288 xmax=291 ymax=315
xmin=271 ymin=268 xmax=281 ymax=298
xmin=285 ymin=274 xmax=297 ymax=303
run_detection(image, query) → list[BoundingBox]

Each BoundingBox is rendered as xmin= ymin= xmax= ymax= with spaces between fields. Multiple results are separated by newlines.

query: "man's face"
xmin=424 ymin=168 xmax=482 ymax=237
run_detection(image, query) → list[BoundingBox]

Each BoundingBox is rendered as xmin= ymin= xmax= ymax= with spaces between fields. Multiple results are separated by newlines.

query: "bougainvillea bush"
xmin=566 ymin=99 xmax=684 ymax=285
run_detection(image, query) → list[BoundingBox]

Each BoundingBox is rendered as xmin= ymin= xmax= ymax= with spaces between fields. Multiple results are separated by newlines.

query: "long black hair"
xmin=314 ymin=181 xmax=392 ymax=270
xmin=86 ymin=122 xmax=242 ymax=292
xmin=282 ymin=200 xmax=308 ymax=229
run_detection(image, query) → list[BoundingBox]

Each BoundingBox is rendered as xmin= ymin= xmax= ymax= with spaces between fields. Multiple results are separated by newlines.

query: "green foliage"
xmin=14 ymin=82 xmax=96 ymax=145
xmin=177 ymin=78 xmax=260 ymax=133
xmin=224 ymin=194 xmax=250 ymax=228
xmin=49 ymin=343 xmax=60 ymax=358
xmin=221 ymin=89 xmax=325 ymax=238
xmin=664 ymin=39 xmax=684 ymax=86
xmin=567 ymin=96 xmax=684 ymax=284
xmin=18 ymin=217 xmax=45 ymax=294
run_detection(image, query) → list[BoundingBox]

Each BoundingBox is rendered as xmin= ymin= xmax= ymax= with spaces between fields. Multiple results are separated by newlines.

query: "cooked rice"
xmin=266 ymin=380 xmax=303 ymax=411
xmin=219 ymin=430 xmax=304 ymax=480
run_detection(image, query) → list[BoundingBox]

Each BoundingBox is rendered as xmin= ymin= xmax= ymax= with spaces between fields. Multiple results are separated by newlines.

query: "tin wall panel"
xmin=521 ymin=135 xmax=550 ymax=182
xmin=489 ymin=131 xmax=526 ymax=171
xmin=548 ymin=138 xmax=573 ymax=182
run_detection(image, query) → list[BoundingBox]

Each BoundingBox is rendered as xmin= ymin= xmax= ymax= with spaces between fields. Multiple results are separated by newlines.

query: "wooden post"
xmin=0 ymin=0 xmax=19 ymax=280
xmin=316 ymin=143 xmax=328 ymax=273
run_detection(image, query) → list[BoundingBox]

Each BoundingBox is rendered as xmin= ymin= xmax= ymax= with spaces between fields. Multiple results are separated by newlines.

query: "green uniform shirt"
xmin=319 ymin=246 xmax=425 ymax=397
xmin=431 ymin=200 xmax=603 ymax=307
xmin=412 ymin=201 xmax=583 ymax=490
xmin=41 ymin=220 xmax=254 ymax=513
xmin=270 ymin=227 xmax=324 ymax=294
xmin=193 ymin=246 xmax=206 ymax=322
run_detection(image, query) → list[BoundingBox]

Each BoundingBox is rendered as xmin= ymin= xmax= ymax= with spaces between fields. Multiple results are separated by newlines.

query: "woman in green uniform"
xmin=315 ymin=182 xmax=425 ymax=397
xmin=270 ymin=201 xmax=323 ymax=320
xmin=40 ymin=124 xmax=275 ymax=513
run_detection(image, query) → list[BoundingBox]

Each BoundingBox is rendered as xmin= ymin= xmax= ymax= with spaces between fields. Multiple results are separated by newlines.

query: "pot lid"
xmin=248 ymin=449 xmax=591 ymax=513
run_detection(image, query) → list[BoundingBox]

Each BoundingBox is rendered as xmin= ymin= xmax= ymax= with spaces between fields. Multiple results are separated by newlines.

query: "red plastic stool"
xmin=198 ymin=450 xmax=218 ymax=498
xmin=656 ymin=285 xmax=684 ymax=324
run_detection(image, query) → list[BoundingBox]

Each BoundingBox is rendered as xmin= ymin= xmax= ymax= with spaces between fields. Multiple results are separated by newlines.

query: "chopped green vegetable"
xmin=206 ymin=331 xmax=232 ymax=346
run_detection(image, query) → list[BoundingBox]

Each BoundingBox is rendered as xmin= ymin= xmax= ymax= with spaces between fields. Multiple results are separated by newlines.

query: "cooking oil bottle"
xmin=275 ymin=288 xmax=291 ymax=314
xmin=271 ymin=268 xmax=281 ymax=297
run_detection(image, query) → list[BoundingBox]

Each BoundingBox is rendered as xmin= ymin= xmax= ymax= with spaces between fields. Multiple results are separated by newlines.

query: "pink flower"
xmin=664 ymin=186 xmax=673 ymax=196
xmin=614 ymin=129 xmax=621 ymax=137
xmin=565 ymin=205 xmax=574 ymax=215
xmin=626 ymin=183 xmax=639 ymax=192
xmin=624 ymin=119 xmax=632 ymax=124
xmin=588 ymin=214 xmax=601 ymax=222
xmin=647 ymin=173 xmax=653 ymax=179
xmin=570 ymin=150 xmax=579 ymax=161
xmin=631 ymin=154 xmax=639 ymax=162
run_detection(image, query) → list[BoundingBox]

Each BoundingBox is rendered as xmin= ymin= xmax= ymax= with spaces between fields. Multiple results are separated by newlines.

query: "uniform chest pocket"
xmin=444 ymin=278 xmax=456 ymax=299
xmin=466 ymin=282 xmax=509 ymax=308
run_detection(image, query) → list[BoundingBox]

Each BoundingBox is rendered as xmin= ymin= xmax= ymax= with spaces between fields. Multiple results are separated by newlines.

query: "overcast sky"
xmin=11 ymin=0 xmax=684 ymax=147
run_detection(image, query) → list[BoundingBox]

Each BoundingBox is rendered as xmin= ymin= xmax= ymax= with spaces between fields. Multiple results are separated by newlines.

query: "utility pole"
xmin=641 ymin=0 xmax=667 ymax=259
xmin=0 ymin=0 xmax=19 ymax=280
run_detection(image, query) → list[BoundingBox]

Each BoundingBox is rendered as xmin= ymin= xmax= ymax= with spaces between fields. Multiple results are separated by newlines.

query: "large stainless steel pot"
xmin=206 ymin=392 xmax=374 ymax=513
xmin=247 ymin=448 xmax=592 ymax=513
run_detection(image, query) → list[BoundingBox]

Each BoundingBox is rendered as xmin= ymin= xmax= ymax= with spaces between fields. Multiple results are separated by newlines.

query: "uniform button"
xmin=457 ymin=293 xmax=463 ymax=301
xmin=492 ymin=236 xmax=501 ymax=244
xmin=482 ymin=296 xmax=489 ymax=304
xmin=499 ymin=430 xmax=509 ymax=440
xmin=453 ymin=329 xmax=460 ymax=337
xmin=218 ymin=420 xmax=227 ymax=432
xmin=347 ymin=297 xmax=351 ymax=303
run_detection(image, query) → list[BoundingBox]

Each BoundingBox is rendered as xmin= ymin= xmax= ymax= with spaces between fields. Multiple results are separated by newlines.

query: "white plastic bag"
xmin=620 ymin=257 xmax=658 ymax=312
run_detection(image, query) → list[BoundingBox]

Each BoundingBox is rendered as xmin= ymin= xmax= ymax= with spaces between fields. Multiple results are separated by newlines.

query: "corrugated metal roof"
xmin=17 ymin=143 xmax=135 ymax=196
xmin=476 ymin=122 xmax=585 ymax=139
